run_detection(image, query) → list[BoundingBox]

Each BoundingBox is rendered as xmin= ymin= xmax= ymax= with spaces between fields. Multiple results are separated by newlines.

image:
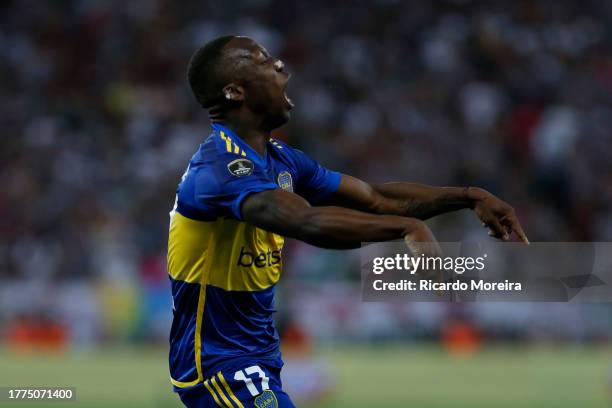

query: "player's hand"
xmin=470 ymin=188 xmax=529 ymax=244
xmin=403 ymin=220 xmax=443 ymax=259
xmin=403 ymin=220 xmax=444 ymax=290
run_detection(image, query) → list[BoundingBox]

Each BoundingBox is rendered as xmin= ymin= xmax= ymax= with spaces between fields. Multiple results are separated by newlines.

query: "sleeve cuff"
xmin=231 ymin=183 xmax=279 ymax=220
xmin=309 ymin=171 xmax=342 ymax=204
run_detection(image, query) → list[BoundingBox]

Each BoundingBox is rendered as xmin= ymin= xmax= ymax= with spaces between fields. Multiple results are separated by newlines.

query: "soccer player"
xmin=167 ymin=35 xmax=528 ymax=408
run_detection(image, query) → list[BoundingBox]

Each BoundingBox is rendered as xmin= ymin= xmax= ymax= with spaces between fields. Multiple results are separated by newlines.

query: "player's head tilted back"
xmin=187 ymin=35 xmax=293 ymax=131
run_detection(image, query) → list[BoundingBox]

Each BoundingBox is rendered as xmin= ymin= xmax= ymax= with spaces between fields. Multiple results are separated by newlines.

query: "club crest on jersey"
xmin=277 ymin=171 xmax=293 ymax=192
xmin=254 ymin=390 xmax=278 ymax=408
xmin=227 ymin=158 xmax=254 ymax=177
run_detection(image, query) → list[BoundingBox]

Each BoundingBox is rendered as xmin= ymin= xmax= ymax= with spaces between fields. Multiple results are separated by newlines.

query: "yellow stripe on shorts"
xmin=211 ymin=375 xmax=235 ymax=408
xmin=218 ymin=371 xmax=244 ymax=408
xmin=204 ymin=378 xmax=227 ymax=408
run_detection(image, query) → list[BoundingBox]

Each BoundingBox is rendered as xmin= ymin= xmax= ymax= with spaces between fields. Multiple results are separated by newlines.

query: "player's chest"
xmin=262 ymin=157 xmax=296 ymax=193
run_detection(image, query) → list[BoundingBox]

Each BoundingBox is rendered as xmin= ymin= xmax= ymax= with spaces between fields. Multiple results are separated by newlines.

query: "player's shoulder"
xmin=269 ymin=138 xmax=320 ymax=177
xmin=268 ymin=137 xmax=309 ymax=164
xmin=198 ymin=128 xmax=248 ymax=159
xmin=268 ymin=137 xmax=303 ymax=155
xmin=268 ymin=137 xmax=290 ymax=151
xmin=187 ymin=128 xmax=252 ymax=178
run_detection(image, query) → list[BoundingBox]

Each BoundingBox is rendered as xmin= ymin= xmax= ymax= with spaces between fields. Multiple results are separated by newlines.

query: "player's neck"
xmin=211 ymin=115 xmax=269 ymax=156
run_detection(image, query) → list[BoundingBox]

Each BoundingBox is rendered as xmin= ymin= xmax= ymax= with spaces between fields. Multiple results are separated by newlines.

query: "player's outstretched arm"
xmin=325 ymin=175 xmax=529 ymax=244
xmin=241 ymin=188 xmax=441 ymax=254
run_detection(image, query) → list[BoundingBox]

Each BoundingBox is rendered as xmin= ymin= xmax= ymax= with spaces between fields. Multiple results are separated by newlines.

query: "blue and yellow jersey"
xmin=167 ymin=123 xmax=340 ymax=390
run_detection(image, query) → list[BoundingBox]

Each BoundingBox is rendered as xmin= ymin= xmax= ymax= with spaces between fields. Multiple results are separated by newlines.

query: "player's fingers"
xmin=509 ymin=217 xmax=530 ymax=245
xmin=498 ymin=218 xmax=512 ymax=235
xmin=487 ymin=229 xmax=506 ymax=239
xmin=500 ymin=214 xmax=529 ymax=244
xmin=489 ymin=218 xmax=509 ymax=241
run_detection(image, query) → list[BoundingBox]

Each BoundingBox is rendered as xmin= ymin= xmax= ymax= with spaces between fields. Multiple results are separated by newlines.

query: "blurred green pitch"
xmin=0 ymin=345 xmax=608 ymax=408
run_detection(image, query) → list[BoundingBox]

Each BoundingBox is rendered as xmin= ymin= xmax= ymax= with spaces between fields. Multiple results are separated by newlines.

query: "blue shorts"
xmin=177 ymin=357 xmax=296 ymax=408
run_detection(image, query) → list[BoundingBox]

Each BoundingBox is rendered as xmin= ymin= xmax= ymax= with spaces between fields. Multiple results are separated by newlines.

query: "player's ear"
xmin=222 ymin=83 xmax=245 ymax=102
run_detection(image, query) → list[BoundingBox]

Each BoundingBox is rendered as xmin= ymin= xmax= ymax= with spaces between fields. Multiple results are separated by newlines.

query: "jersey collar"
xmin=211 ymin=123 xmax=270 ymax=165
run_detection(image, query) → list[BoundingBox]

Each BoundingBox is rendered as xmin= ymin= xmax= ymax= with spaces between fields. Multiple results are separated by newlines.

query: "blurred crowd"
xmin=1 ymin=0 xmax=612 ymax=347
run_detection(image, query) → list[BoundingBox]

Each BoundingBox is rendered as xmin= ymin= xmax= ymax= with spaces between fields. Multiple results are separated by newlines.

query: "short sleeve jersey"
xmin=167 ymin=123 xmax=341 ymax=390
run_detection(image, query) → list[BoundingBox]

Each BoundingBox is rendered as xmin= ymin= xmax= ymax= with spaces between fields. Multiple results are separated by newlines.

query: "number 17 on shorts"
xmin=184 ymin=363 xmax=296 ymax=408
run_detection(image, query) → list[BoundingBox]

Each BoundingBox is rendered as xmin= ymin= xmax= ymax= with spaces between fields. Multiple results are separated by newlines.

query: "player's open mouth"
xmin=283 ymin=91 xmax=294 ymax=109
xmin=282 ymin=79 xmax=294 ymax=109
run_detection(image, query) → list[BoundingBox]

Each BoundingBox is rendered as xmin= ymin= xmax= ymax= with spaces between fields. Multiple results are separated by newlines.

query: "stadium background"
xmin=1 ymin=0 xmax=612 ymax=407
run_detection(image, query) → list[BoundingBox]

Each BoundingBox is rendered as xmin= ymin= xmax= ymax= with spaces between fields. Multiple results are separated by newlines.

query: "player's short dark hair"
xmin=187 ymin=35 xmax=235 ymax=109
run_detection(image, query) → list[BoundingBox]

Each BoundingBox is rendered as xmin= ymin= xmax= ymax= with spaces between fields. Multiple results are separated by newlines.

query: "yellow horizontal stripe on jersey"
xmin=206 ymin=217 xmax=284 ymax=291
xmin=167 ymin=212 xmax=215 ymax=283
xmin=168 ymin=213 xmax=284 ymax=291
